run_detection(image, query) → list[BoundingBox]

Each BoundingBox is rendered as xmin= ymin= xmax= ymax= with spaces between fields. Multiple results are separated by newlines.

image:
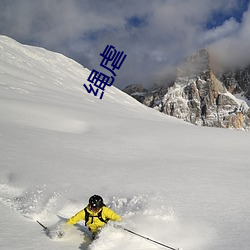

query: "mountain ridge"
xmin=123 ymin=49 xmax=250 ymax=130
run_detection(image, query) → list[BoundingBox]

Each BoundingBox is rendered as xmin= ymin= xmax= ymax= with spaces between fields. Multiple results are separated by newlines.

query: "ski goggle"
xmin=90 ymin=204 xmax=101 ymax=211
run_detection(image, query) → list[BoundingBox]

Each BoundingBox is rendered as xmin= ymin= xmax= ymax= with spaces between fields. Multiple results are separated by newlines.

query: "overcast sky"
xmin=0 ymin=0 xmax=249 ymax=89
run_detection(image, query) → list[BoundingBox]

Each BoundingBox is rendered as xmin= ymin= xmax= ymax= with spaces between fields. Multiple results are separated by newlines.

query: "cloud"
xmin=200 ymin=18 xmax=240 ymax=45
xmin=209 ymin=4 xmax=250 ymax=69
xmin=0 ymin=0 xmax=249 ymax=88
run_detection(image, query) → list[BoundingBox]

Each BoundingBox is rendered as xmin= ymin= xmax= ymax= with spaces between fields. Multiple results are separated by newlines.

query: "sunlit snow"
xmin=0 ymin=36 xmax=249 ymax=250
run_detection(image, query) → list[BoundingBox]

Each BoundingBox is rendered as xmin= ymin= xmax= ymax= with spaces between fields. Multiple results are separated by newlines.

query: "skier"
xmin=66 ymin=194 xmax=121 ymax=239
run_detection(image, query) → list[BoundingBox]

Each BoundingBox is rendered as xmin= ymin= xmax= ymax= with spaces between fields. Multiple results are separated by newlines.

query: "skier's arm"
xmin=104 ymin=207 xmax=122 ymax=222
xmin=67 ymin=209 xmax=85 ymax=225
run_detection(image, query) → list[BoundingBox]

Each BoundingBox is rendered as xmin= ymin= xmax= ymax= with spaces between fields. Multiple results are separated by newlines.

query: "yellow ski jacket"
xmin=67 ymin=206 xmax=121 ymax=233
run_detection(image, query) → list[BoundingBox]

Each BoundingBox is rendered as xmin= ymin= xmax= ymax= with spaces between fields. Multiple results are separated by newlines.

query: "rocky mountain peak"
xmin=123 ymin=49 xmax=250 ymax=130
xmin=177 ymin=48 xmax=210 ymax=78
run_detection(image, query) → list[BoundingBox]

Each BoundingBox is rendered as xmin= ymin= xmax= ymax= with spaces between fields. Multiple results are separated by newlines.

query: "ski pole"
xmin=122 ymin=227 xmax=180 ymax=250
xmin=37 ymin=220 xmax=48 ymax=231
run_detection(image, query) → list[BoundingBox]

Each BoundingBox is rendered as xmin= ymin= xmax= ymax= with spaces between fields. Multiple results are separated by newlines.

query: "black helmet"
xmin=89 ymin=195 xmax=104 ymax=210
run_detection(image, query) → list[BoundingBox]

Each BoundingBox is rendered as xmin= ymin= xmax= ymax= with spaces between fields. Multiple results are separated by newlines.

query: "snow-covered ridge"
xmin=0 ymin=36 xmax=250 ymax=250
xmin=0 ymin=35 xmax=153 ymax=134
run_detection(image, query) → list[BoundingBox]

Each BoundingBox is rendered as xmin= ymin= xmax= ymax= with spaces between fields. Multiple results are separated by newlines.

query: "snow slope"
xmin=0 ymin=35 xmax=250 ymax=250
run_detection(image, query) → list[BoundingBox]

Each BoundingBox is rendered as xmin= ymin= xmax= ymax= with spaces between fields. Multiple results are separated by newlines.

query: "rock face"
xmin=217 ymin=66 xmax=250 ymax=100
xmin=123 ymin=84 xmax=148 ymax=103
xmin=123 ymin=49 xmax=250 ymax=130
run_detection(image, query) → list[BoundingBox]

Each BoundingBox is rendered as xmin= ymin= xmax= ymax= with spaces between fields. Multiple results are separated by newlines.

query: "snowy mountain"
xmin=124 ymin=49 xmax=250 ymax=130
xmin=0 ymin=36 xmax=250 ymax=250
xmin=217 ymin=65 xmax=250 ymax=100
